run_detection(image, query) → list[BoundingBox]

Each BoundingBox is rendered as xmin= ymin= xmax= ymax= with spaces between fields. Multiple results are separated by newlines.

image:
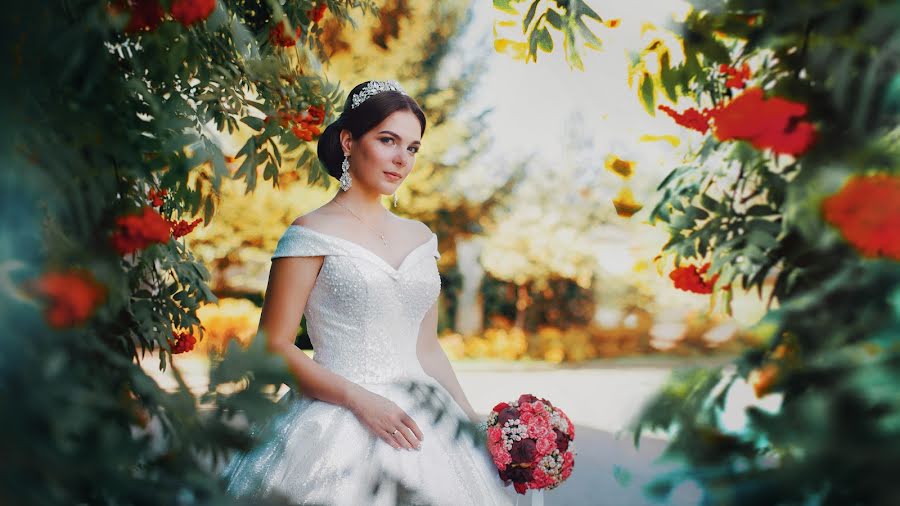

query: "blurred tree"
xmin=505 ymin=0 xmax=900 ymax=504
xmin=479 ymin=113 xmax=618 ymax=330
xmin=0 ymin=1 xmax=459 ymax=504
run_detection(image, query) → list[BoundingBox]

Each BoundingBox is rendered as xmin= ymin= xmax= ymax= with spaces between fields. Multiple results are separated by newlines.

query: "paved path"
xmin=146 ymin=357 xmax=717 ymax=505
xmin=457 ymin=365 xmax=703 ymax=506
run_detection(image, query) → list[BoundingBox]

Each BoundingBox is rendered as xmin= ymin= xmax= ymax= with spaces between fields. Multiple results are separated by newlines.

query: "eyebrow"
xmin=378 ymin=130 xmax=421 ymax=146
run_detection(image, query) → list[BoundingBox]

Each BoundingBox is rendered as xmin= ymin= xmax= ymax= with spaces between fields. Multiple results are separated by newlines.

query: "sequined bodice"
xmin=271 ymin=225 xmax=441 ymax=385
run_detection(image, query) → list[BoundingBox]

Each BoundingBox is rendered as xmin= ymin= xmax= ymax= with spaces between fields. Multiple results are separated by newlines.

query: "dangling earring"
xmin=339 ymin=154 xmax=352 ymax=191
xmin=393 ymin=192 xmax=399 ymax=207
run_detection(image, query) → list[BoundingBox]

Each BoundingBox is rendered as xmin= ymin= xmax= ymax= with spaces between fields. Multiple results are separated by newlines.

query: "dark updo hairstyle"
xmin=317 ymin=81 xmax=427 ymax=180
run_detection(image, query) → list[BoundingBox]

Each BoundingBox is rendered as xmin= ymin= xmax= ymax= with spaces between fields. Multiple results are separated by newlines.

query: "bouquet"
xmin=485 ymin=393 xmax=576 ymax=494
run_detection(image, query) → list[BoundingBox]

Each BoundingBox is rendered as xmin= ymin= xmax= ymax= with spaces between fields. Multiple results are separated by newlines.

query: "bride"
xmin=222 ymin=80 xmax=514 ymax=506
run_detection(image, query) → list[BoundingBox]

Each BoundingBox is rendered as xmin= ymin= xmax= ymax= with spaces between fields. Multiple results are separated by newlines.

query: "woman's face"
xmin=341 ymin=110 xmax=422 ymax=195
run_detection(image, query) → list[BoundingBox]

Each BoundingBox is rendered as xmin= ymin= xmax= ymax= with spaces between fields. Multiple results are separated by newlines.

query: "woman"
xmin=223 ymin=80 xmax=514 ymax=506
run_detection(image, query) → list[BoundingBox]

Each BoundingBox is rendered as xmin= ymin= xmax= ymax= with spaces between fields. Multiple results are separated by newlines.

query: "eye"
xmin=380 ymin=137 xmax=395 ymax=145
xmin=408 ymin=146 xmax=419 ymax=154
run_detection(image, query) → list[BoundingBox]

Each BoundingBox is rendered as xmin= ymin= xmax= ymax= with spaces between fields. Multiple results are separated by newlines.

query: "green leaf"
xmin=563 ymin=27 xmax=584 ymax=71
xmin=537 ymin=27 xmax=553 ymax=52
xmin=528 ymin=26 xmax=540 ymax=62
xmin=575 ymin=17 xmax=603 ymax=51
xmin=746 ymin=204 xmax=775 ymax=216
xmin=493 ymin=0 xmax=519 ymax=15
xmin=523 ymin=1 xmax=539 ymax=33
xmin=700 ymin=193 xmax=722 ymax=212
xmin=639 ymin=72 xmax=655 ymax=115
xmin=576 ymin=0 xmax=603 ymax=22
xmin=659 ymin=51 xmax=679 ymax=101
xmin=546 ymin=9 xmax=563 ymax=30
xmin=241 ymin=115 xmax=265 ymax=131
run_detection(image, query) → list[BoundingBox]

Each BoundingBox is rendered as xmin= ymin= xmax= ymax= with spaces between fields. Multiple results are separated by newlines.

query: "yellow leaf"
xmin=640 ymin=22 xmax=657 ymax=36
xmin=639 ymin=133 xmax=681 ymax=147
xmin=494 ymin=38 xmax=528 ymax=60
xmin=612 ymin=187 xmax=643 ymax=218
xmin=604 ymin=154 xmax=635 ymax=179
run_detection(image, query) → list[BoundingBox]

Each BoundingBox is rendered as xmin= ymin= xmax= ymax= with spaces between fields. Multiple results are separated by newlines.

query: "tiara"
xmin=350 ymin=80 xmax=407 ymax=109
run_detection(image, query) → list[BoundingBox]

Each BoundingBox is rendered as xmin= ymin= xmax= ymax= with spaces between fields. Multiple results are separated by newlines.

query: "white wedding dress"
xmin=223 ymin=225 xmax=514 ymax=506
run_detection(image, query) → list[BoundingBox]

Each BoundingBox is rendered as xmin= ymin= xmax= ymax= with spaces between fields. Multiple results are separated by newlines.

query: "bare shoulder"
xmin=393 ymin=215 xmax=434 ymax=242
xmin=290 ymin=207 xmax=347 ymax=234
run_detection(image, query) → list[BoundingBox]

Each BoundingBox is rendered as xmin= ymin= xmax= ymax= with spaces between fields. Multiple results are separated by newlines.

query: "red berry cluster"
xmin=110 ymin=207 xmax=172 ymax=255
xmin=269 ymin=20 xmax=302 ymax=47
xmin=669 ymin=263 xmax=724 ymax=294
xmin=110 ymin=188 xmax=203 ymax=254
xmin=28 ymin=270 xmax=107 ymax=328
xmin=148 ymin=187 xmax=168 ymax=207
xmin=307 ymin=2 xmax=327 ymax=23
xmin=170 ymin=331 xmax=197 ymax=354
xmin=117 ymin=0 xmax=215 ymax=34
xmin=822 ymin=173 xmax=900 ymax=260
xmin=658 ymin=104 xmax=710 ymax=134
xmin=170 ymin=217 xmax=203 ymax=238
xmin=719 ymin=63 xmax=751 ymax=89
xmin=266 ymin=104 xmax=326 ymax=141
xmin=659 ymin=86 xmax=817 ymax=157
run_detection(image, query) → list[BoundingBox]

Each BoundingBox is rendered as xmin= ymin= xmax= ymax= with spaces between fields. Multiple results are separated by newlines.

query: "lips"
xmin=384 ymin=171 xmax=402 ymax=181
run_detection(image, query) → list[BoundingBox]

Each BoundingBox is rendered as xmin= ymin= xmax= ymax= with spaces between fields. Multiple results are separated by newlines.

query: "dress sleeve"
xmin=271 ymin=226 xmax=347 ymax=260
xmin=431 ymin=233 xmax=441 ymax=260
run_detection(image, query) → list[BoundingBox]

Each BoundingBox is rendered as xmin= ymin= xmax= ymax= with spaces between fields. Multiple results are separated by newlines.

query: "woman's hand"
xmin=346 ymin=388 xmax=424 ymax=450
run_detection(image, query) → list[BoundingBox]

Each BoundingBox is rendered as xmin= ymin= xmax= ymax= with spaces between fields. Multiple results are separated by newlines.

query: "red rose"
xmin=498 ymin=406 xmax=520 ymax=427
xmin=513 ymin=481 xmax=528 ymax=494
xmin=509 ymin=438 xmax=537 ymax=464
xmin=554 ymin=428 xmax=569 ymax=451
xmin=170 ymin=0 xmax=216 ymax=27
xmin=518 ymin=393 xmax=538 ymax=405
xmin=492 ymin=401 xmax=510 ymax=413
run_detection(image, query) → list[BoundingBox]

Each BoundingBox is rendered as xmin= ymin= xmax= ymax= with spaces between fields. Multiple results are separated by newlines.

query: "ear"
xmin=339 ymin=129 xmax=353 ymax=156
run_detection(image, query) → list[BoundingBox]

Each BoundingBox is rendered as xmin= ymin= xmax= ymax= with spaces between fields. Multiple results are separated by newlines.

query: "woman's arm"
xmin=415 ymin=298 xmax=481 ymax=424
xmin=260 ymin=251 xmax=425 ymax=450
xmin=259 ymin=255 xmax=368 ymax=407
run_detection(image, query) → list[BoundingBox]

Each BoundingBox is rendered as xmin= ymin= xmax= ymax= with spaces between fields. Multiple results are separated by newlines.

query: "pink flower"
xmin=520 ymin=411 xmax=535 ymax=425
xmin=487 ymin=426 xmax=502 ymax=444
xmin=491 ymin=447 xmax=512 ymax=470
xmin=527 ymin=416 xmax=553 ymax=439
xmin=560 ymin=452 xmax=575 ymax=480
xmin=531 ymin=468 xmax=556 ymax=489
xmin=536 ymin=435 xmax=556 ymax=455
xmin=559 ymin=410 xmax=575 ymax=439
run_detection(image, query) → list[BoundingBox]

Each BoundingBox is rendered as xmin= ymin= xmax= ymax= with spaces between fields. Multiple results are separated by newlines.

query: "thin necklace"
xmin=332 ymin=199 xmax=390 ymax=248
